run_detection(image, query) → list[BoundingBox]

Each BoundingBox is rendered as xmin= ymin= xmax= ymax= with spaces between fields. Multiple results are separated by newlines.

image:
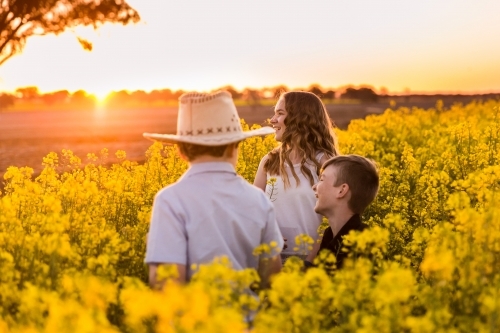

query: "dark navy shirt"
xmin=305 ymin=214 xmax=367 ymax=270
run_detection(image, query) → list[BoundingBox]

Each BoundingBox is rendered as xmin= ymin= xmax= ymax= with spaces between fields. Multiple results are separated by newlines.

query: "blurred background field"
xmin=0 ymin=103 xmax=360 ymax=179
xmin=2 ymin=91 xmax=498 ymax=180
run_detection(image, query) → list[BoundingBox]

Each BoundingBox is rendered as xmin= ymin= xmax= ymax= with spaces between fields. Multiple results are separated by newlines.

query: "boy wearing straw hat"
xmin=144 ymin=91 xmax=283 ymax=288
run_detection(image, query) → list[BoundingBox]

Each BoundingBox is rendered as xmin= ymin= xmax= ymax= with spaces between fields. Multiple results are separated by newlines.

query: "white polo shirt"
xmin=145 ymin=162 xmax=283 ymax=280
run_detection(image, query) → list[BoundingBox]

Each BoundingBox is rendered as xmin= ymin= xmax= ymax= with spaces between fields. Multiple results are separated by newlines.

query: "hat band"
xmin=179 ymin=125 xmax=241 ymax=136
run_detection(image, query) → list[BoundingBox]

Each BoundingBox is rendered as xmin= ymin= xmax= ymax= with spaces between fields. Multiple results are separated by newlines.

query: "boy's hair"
xmin=322 ymin=155 xmax=379 ymax=214
xmin=177 ymin=142 xmax=238 ymax=160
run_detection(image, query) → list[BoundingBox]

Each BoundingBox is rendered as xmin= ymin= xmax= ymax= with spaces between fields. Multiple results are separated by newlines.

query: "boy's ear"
xmin=224 ymin=142 xmax=238 ymax=158
xmin=176 ymin=145 xmax=189 ymax=161
xmin=337 ymin=183 xmax=349 ymax=199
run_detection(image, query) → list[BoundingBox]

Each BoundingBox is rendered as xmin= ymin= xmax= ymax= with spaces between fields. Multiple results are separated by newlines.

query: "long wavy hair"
xmin=264 ymin=91 xmax=338 ymax=188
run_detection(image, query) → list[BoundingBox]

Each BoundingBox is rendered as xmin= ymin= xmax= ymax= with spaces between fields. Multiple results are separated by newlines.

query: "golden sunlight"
xmin=93 ymin=91 xmax=109 ymax=106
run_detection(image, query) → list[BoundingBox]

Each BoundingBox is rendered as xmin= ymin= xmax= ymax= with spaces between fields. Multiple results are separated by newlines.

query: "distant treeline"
xmin=0 ymin=84 xmax=499 ymax=111
xmin=0 ymin=84 xmax=333 ymax=110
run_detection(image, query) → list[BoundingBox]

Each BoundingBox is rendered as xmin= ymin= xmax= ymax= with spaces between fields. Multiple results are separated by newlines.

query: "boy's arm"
xmin=148 ymin=263 xmax=187 ymax=289
xmin=258 ymin=200 xmax=284 ymax=288
xmin=145 ymin=193 xmax=188 ymax=288
xmin=258 ymin=255 xmax=282 ymax=289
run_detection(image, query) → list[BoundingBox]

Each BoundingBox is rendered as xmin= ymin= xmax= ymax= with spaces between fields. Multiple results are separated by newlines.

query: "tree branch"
xmin=0 ymin=42 xmax=17 ymax=66
xmin=0 ymin=17 xmax=28 ymax=63
xmin=0 ymin=0 xmax=140 ymax=66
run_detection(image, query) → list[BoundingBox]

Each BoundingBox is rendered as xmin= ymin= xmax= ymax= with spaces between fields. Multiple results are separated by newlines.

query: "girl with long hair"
xmin=254 ymin=91 xmax=338 ymax=261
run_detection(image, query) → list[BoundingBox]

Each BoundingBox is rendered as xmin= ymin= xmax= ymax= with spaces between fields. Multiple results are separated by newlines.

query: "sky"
xmin=1 ymin=0 xmax=500 ymax=97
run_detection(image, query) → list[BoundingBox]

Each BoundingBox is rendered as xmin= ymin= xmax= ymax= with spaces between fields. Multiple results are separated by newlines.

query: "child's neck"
xmin=189 ymin=155 xmax=236 ymax=167
xmin=326 ymin=208 xmax=355 ymax=236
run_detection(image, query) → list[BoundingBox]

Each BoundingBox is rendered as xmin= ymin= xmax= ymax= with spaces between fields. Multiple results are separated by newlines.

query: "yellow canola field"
xmin=0 ymin=100 xmax=499 ymax=332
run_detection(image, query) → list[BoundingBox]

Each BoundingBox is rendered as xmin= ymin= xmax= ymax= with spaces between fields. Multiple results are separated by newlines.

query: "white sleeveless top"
xmin=265 ymin=152 xmax=324 ymax=256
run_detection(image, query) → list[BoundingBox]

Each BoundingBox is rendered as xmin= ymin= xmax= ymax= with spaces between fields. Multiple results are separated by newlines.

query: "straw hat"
xmin=143 ymin=90 xmax=274 ymax=145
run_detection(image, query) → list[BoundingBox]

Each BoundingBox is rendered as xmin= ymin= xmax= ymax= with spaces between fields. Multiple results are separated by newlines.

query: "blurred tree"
xmin=105 ymin=90 xmax=130 ymax=108
xmin=172 ymin=90 xmax=185 ymax=100
xmin=259 ymin=87 xmax=272 ymax=99
xmin=0 ymin=0 xmax=140 ymax=66
xmin=148 ymin=89 xmax=173 ymax=103
xmin=270 ymin=85 xmax=288 ymax=99
xmin=131 ymin=90 xmax=148 ymax=104
xmin=323 ymin=90 xmax=335 ymax=101
xmin=0 ymin=93 xmax=15 ymax=110
xmin=341 ymin=87 xmax=379 ymax=103
xmin=148 ymin=89 xmax=162 ymax=103
xmin=242 ymin=88 xmax=262 ymax=110
xmin=379 ymin=86 xmax=389 ymax=96
xmin=42 ymin=90 xmax=70 ymax=104
xmin=218 ymin=85 xmax=242 ymax=99
xmin=71 ymin=89 xmax=95 ymax=108
xmin=15 ymin=86 xmax=39 ymax=99
xmin=308 ymin=84 xmax=324 ymax=97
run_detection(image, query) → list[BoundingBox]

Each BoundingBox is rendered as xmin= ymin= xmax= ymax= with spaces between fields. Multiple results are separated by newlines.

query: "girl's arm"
xmin=306 ymin=240 xmax=321 ymax=262
xmin=253 ymin=154 xmax=269 ymax=191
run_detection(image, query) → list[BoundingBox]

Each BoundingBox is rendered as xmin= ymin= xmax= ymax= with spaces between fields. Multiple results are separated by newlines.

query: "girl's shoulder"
xmin=259 ymin=153 xmax=270 ymax=162
xmin=315 ymin=151 xmax=325 ymax=160
xmin=262 ymin=147 xmax=281 ymax=163
xmin=316 ymin=150 xmax=335 ymax=164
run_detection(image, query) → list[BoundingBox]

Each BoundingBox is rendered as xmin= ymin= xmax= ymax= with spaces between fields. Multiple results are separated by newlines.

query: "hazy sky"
xmin=1 ymin=0 xmax=499 ymax=96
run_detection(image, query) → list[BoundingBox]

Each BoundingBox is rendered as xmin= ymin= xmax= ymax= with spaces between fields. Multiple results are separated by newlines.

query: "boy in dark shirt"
xmin=305 ymin=154 xmax=379 ymax=269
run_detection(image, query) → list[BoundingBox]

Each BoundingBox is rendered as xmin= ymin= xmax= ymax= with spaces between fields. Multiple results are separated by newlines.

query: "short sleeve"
xmin=260 ymin=202 xmax=284 ymax=258
xmin=144 ymin=192 xmax=187 ymax=265
xmin=316 ymin=151 xmax=325 ymax=161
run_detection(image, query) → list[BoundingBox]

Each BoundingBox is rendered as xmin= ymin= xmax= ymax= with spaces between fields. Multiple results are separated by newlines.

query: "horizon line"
xmin=2 ymin=85 xmax=500 ymax=97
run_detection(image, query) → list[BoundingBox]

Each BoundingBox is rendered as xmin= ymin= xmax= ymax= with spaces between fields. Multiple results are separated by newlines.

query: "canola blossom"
xmin=0 ymin=100 xmax=499 ymax=332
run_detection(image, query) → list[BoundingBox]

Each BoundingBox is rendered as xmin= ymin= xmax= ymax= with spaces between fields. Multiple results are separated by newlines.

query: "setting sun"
xmin=93 ymin=91 xmax=109 ymax=105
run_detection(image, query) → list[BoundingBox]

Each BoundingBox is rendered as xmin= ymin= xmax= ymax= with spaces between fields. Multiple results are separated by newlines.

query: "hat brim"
xmin=143 ymin=126 xmax=275 ymax=146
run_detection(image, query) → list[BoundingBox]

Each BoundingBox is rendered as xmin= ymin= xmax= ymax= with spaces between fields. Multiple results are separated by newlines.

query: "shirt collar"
xmin=185 ymin=162 xmax=237 ymax=177
xmin=334 ymin=214 xmax=362 ymax=239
